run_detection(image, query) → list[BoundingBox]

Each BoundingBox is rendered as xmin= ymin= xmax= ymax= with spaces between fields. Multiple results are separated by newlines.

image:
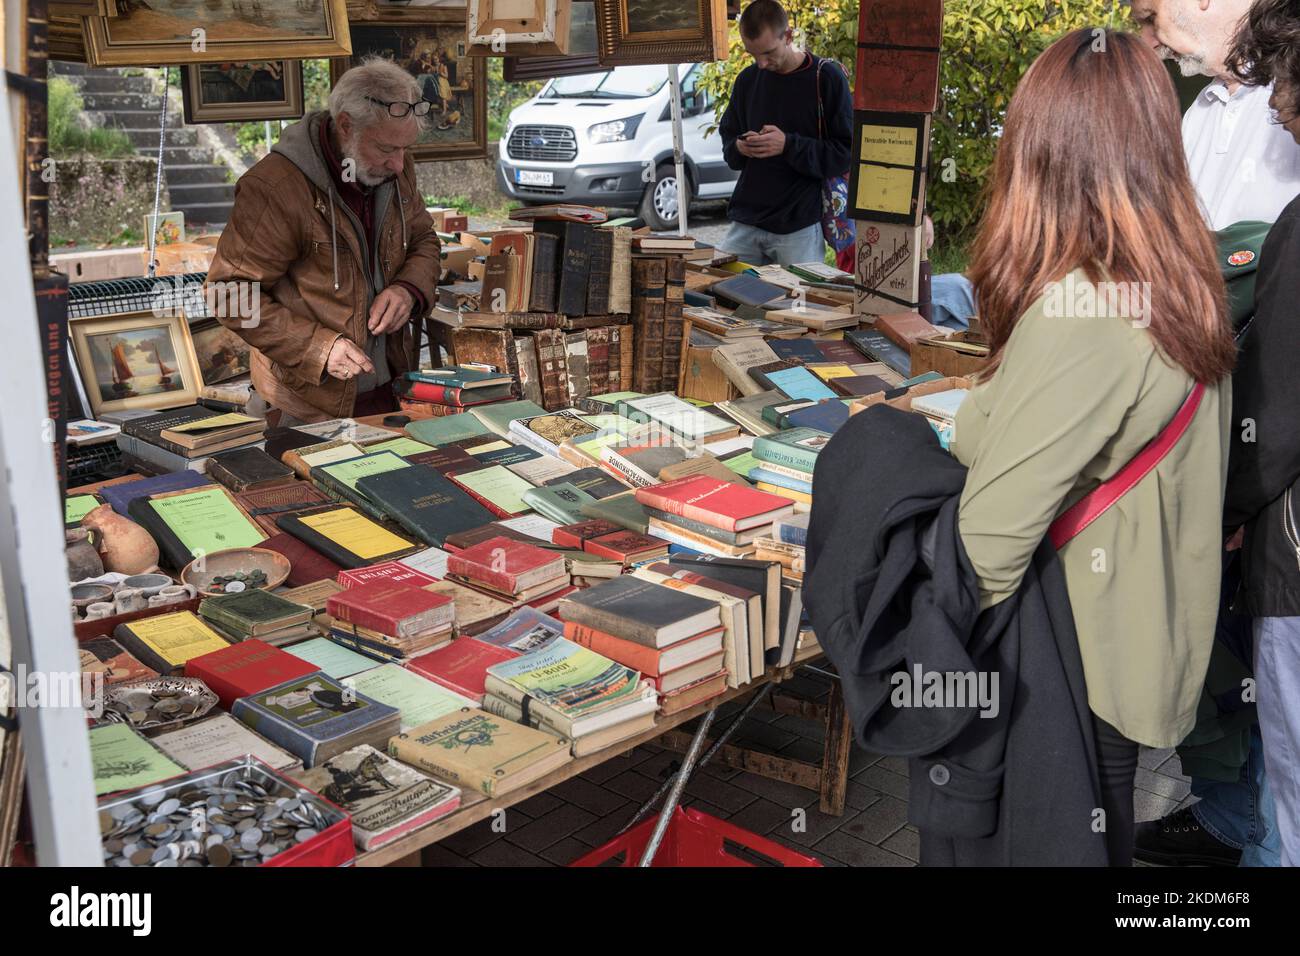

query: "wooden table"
xmin=358 ymin=643 xmax=844 ymax=867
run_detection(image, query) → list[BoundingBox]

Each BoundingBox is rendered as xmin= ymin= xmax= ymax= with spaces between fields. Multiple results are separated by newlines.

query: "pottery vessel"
xmin=66 ymin=528 xmax=104 ymax=581
xmin=81 ymin=505 xmax=159 ymax=576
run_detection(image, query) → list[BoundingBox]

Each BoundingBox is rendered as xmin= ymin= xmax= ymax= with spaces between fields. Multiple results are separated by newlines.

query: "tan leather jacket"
xmin=207 ymin=111 xmax=440 ymax=422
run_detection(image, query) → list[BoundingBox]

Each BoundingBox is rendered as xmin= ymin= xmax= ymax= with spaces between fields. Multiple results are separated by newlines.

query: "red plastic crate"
xmin=569 ymin=807 xmax=822 ymax=868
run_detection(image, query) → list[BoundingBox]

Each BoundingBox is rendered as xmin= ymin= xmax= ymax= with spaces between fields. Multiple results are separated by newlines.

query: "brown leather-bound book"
xmin=564 ymin=331 xmax=590 ymax=404
xmin=528 ymin=231 xmax=560 ymax=313
xmin=207 ymin=446 xmax=297 ymax=495
xmin=514 ymin=335 xmax=545 ymax=406
xmin=607 ymin=326 xmax=623 ymax=392
xmin=533 ymin=328 xmax=570 ymax=411
xmin=481 ymin=253 xmax=522 ymax=316
xmin=661 ymin=257 xmax=687 ymax=392
xmin=607 ymin=226 xmax=633 ymax=315
xmin=618 ymin=324 xmax=634 ymax=392
xmin=236 ymin=483 xmax=333 ymax=536
xmin=586 ymin=326 xmax=611 ymax=397
xmin=586 ymin=228 xmax=615 ymax=316
xmin=631 ymin=257 xmax=667 ymax=392
xmin=450 ymin=328 xmax=522 ymax=385
xmin=875 ymin=311 xmax=947 ymax=350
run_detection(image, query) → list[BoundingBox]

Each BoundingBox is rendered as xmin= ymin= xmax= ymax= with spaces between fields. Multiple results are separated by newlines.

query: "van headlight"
xmin=589 ymin=114 xmax=644 ymax=144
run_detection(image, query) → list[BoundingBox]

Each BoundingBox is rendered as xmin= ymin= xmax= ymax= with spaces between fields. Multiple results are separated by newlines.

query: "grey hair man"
xmin=208 ymin=56 xmax=441 ymax=424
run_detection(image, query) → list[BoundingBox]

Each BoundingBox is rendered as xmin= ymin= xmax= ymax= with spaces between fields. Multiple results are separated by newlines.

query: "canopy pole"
xmin=666 ymin=64 xmax=688 ymax=237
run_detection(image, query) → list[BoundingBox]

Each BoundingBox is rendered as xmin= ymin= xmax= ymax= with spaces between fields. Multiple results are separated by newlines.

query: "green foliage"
xmin=487 ymin=58 xmax=543 ymax=145
xmin=49 ymin=76 xmax=136 ymax=159
xmin=697 ymin=0 xmax=1131 ymax=242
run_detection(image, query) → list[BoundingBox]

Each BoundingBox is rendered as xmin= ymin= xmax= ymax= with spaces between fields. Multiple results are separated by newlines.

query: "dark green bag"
xmin=1216 ymin=220 xmax=1271 ymax=334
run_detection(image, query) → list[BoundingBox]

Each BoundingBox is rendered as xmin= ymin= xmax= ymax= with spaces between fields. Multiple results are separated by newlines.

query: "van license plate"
xmin=517 ymin=169 xmax=554 ymax=186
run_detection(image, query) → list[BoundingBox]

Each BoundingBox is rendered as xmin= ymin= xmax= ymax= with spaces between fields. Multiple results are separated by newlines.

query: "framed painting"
xmin=467 ymin=0 xmax=570 ymax=56
xmin=504 ymin=0 xmax=600 ymax=82
xmin=82 ymin=0 xmax=353 ymax=67
xmin=593 ymin=0 xmax=727 ymax=66
xmin=331 ymin=8 xmax=488 ymax=162
xmin=189 ymin=318 xmax=253 ymax=385
xmin=181 ymin=60 xmax=306 ymax=123
xmin=69 ymin=311 xmax=203 ymax=417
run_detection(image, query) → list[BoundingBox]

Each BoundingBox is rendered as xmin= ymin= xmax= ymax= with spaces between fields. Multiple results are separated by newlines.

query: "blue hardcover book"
xmin=473 ymin=607 xmax=565 ymax=654
xmin=768 ymin=339 xmax=824 ymax=365
xmin=761 ymin=366 xmax=838 ymax=402
xmin=230 ymin=673 xmax=401 ymax=769
xmin=773 ymin=513 xmax=810 ymax=548
xmin=100 ymin=470 xmax=212 ymax=516
xmin=749 ymin=467 xmax=813 ymax=495
xmin=667 ymin=543 xmax=705 ymax=557
xmin=784 ymin=400 xmax=851 ymax=435
xmin=473 ymin=444 xmax=542 ymax=467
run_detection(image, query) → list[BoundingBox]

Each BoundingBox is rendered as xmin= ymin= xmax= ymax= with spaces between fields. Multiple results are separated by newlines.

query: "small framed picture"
xmin=181 ymin=61 xmax=306 ymax=124
xmin=69 ymin=311 xmax=203 ymax=417
xmin=189 ymin=318 xmax=253 ymax=386
xmin=143 ymin=211 xmax=185 ymax=248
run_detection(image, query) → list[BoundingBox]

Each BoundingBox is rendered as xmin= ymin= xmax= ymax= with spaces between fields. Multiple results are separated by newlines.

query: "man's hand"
xmin=368 ymin=284 xmax=415 ymax=335
xmin=923 ymin=215 xmax=935 ymax=252
xmin=743 ymin=125 xmax=786 ymax=158
xmin=326 ymin=337 xmax=374 ymax=383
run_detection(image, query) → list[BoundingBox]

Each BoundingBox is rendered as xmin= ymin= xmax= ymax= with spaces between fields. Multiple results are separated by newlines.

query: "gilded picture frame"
xmin=331 ymin=7 xmax=488 ymax=162
xmin=82 ymin=0 xmax=353 ymax=68
xmin=181 ymin=60 xmax=306 ymax=123
xmin=593 ymin=0 xmax=727 ymax=66
xmin=69 ymin=310 xmax=203 ymax=418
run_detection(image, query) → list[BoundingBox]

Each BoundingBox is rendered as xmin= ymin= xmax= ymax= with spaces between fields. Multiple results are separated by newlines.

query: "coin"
xmin=157 ymin=798 xmax=180 ymax=816
xmin=207 ymin=843 xmax=232 ymax=867
xmin=295 ymin=828 xmax=317 ymax=843
xmin=240 ymin=828 xmax=263 ymax=849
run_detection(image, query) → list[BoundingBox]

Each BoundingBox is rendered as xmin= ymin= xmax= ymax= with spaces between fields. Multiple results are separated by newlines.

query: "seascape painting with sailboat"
xmin=87 ymin=328 xmax=187 ymax=402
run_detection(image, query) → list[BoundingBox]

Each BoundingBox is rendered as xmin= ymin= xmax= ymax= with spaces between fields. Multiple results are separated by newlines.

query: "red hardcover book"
xmin=406 ymin=637 xmax=517 ymax=702
xmin=184 ymin=638 xmax=319 ymax=710
xmin=326 ymin=582 xmax=455 ymax=639
xmin=336 ymin=561 xmax=440 ymax=589
xmin=401 ymin=381 xmax=508 ymax=407
xmin=563 ymin=620 xmax=724 ymax=677
xmin=259 ymin=531 xmax=346 ymax=587
xmin=584 ymin=530 xmax=670 ymax=562
xmin=634 ymin=476 xmax=794 ymax=533
xmin=446 ymin=535 xmax=567 ymax=595
xmin=552 ymin=518 xmax=623 ymax=549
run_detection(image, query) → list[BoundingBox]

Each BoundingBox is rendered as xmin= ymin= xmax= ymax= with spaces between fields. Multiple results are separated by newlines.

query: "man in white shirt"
xmin=1129 ymin=0 xmax=1300 ymax=869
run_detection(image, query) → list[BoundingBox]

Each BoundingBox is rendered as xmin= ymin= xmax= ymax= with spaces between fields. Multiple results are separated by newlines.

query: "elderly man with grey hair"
xmin=208 ymin=56 xmax=442 ymax=424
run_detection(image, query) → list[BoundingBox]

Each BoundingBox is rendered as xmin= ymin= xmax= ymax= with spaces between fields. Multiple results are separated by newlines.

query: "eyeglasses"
xmin=366 ymin=95 xmax=432 ymax=118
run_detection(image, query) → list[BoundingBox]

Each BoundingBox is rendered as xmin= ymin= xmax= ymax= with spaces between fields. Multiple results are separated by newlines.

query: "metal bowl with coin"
xmin=96 ymin=677 xmax=219 ymax=734
xmin=96 ymin=756 xmax=353 ymax=868
xmin=180 ymin=547 xmax=291 ymax=597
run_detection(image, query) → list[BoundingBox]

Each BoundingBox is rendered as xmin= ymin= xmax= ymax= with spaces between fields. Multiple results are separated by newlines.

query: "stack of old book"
xmin=395 ymin=365 xmax=517 ymax=419
xmin=196 ymin=589 xmax=321 ymax=648
xmin=752 ymin=513 xmax=809 ymax=585
xmin=115 ymin=405 xmax=267 ymax=474
xmin=557 ymin=576 xmax=730 ymax=714
xmin=481 ymin=636 xmax=659 ymax=757
xmin=744 ymin=427 xmax=832 ymax=514
xmin=631 ymin=473 xmax=794 ymax=558
xmin=324 ymin=580 xmax=456 ymax=664
xmin=444 ymin=535 xmax=574 ymax=614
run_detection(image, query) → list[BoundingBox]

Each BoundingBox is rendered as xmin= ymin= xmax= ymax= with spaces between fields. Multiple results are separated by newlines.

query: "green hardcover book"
xmin=284 ymin=636 xmax=380 ymax=679
xmin=761 ymin=399 xmax=816 ymax=429
xmin=354 ymin=464 xmax=496 ymax=548
xmin=198 ymin=589 xmax=314 ymax=639
xmin=405 ymin=414 xmax=492 ymax=447
xmin=520 ymin=483 xmax=596 ymax=526
xmin=578 ymin=490 xmax=650 ymax=535
xmin=367 ymin=436 xmax=436 ymax=458
xmin=470 ymin=399 xmax=548 ymax=439
xmin=752 ymin=428 xmax=833 ymax=473
xmin=388 ymin=707 xmax=572 ymax=798
xmin=310 ymin=450 xmax=411 ymax=523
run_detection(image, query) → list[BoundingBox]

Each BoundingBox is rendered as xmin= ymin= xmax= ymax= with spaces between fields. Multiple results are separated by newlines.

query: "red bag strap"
xmin=1047 ymin=382 xmax=1206 ymax=550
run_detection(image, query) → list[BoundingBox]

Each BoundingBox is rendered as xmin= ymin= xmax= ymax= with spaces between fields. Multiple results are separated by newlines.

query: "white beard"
xmin=341 ymin=131 xmax=390 ymax=187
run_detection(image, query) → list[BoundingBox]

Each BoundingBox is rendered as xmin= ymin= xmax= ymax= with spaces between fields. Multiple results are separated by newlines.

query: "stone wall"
xmin=415 ymin=144 xmax=504 ymax=209
xmin=50 ymin=158 xmax=169 ymax=245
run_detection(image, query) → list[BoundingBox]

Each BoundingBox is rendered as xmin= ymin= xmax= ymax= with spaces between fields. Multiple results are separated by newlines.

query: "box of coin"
xmin=97 ymin=756 xmax=355 ymax=868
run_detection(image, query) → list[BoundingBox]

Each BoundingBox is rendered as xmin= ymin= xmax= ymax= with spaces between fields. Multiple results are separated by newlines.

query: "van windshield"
xmin=544 ymin=65 xmax=673 ymax=99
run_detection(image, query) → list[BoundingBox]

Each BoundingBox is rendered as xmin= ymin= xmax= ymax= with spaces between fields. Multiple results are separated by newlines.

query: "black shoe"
xmin=1134 ymin=806 xmax=1242 ymax=866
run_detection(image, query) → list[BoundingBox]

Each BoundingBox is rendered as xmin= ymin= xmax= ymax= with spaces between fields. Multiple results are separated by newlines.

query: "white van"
xmin=496 ymin=63 xmax=739 ymax=230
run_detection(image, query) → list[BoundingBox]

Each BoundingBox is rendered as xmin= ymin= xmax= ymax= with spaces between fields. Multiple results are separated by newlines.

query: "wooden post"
xmin=819 ymin=679 xmax=852 ymax=816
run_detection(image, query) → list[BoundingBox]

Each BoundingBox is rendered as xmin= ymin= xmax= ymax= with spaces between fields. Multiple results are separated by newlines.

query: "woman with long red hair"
xmin=953 ymin=28 xmax=1235 ymax=865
